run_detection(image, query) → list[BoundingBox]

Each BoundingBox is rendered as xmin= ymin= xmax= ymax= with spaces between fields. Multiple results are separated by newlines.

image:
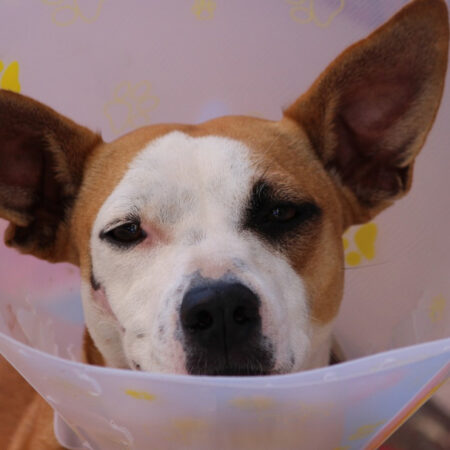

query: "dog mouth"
xmin=187 ymin=363 xmax=272 ymax=377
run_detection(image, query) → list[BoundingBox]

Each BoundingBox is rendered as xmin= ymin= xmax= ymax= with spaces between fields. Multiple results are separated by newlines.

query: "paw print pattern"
xmin=191 ymin=0 xmax=216 ymax=21
xmin=41 ymin=0 xmax=105 ymax=27
xmin=0 ymin=60 xmax=21 ymax=93
xmin=103 ymin=81 xmax=159 ymax=137
xmin=287 ymin=0 xmax=345 ymax=28
xmin=343 ymin=222 xmax=378 ymax=267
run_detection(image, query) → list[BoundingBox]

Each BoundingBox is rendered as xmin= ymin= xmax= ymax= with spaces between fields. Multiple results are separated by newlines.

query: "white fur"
xmin=86 ymin=132 xmax=323 ymax=374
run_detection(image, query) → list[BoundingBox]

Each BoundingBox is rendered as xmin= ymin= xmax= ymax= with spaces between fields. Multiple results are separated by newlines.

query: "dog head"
xmin=0 ymin=0 xmax=448 ymax=375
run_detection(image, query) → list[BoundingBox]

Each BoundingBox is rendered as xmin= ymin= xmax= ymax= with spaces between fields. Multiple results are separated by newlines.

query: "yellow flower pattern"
xmin=41 ymin=0 xmax=105 ymax=27
xmin=103 ymin=81 xmax=159 ymax=137
xmin=192 ymin=0 xmax=216 ymax=20
xmin=0 ymin=61 xmax=21 ymax=93
xmin=287 ymin=0 xmax=345 ymax=28
xmin=343 ymin=222 xmax=378 ymax=267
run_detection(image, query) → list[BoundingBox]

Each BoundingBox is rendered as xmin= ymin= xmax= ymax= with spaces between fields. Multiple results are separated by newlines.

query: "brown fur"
xmin=0 ymin=0 xmax=448 ymax=446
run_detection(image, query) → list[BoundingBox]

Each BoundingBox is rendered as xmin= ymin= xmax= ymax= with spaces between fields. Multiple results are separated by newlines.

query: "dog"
xmin=0 ymin=0 xmax=448 ymax=448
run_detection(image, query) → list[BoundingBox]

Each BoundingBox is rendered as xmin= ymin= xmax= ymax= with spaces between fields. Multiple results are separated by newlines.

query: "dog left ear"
xmin=284 ymin=0 xmax=449 ymax=226
xmin=0 ymin=90 xmax=102 ymax=263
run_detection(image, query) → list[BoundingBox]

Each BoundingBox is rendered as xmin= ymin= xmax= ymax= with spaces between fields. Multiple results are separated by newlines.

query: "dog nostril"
xmin=233 ymin=306 xmax=249 ymax=324
xmin=180 ymin=281 xmax=261 ymax=343
xmin=193 ymin=310 xmax=213 ymax=331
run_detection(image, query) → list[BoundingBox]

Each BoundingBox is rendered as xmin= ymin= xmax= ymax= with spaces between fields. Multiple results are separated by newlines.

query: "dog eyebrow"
xmin=249 ymin=179 xmax=314 ymax=207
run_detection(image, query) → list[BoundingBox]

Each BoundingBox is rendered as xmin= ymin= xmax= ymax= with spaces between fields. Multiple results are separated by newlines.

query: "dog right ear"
xmin=284 ymin=0 xmax=449 ymax=227
xmin=0 ymin=90 xmax=102 ymax=263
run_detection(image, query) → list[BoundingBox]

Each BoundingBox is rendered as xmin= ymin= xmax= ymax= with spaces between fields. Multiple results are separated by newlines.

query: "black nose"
xmin=180 ymin=282 xmax=262 ymax=368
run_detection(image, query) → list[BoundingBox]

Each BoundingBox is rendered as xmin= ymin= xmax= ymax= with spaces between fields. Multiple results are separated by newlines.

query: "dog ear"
xmin=0 ymin=90 xmax=102 ymax=263
xmin=284 ymin=0 xmax=449 ymax=226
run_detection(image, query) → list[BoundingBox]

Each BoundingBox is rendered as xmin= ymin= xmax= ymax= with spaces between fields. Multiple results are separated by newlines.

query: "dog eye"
xmin=267 ymin=205 xmax=297 ymax=222
xmin=110 ymin=223 xmax=142 ymax=241
xmin=102 ymin=222 xmax=145 ymax=247
xmin=244 ymin=181 xmax=322 ymax=242
xmin=258 ymin=201 xmax=321 ymax=236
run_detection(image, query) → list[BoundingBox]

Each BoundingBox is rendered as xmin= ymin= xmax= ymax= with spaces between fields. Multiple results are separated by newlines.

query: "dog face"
xmin=79 ymin=123 xmax=344 ymax=374
xmin=0 ymin=0 xmax=448 ymax=375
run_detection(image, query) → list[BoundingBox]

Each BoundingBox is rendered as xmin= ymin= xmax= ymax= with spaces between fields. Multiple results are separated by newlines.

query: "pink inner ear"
xmin=0 ymin=135 xmax=42 ymax=189
xmin=341 ymin=80 xmax=414 ymax=144
xmin=329 ymin=76 xmax=421 ymax=203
